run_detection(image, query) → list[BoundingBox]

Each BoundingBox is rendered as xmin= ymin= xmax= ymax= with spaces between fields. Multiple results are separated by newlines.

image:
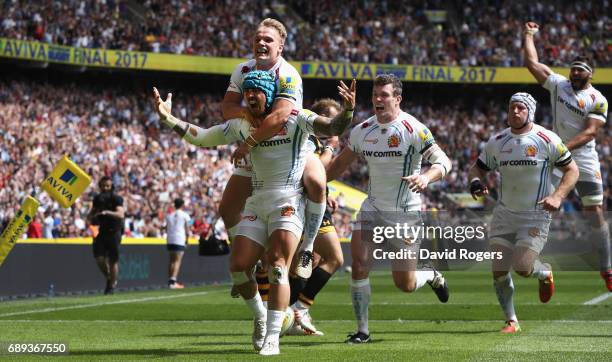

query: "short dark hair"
xmin=311 ymin=98 xmax=341 ymax=117
xmin=98 ymin=176 xmax=113 ymax=189
xmin=374 ymin=74 xmax=402 ymax=96
xmin=174 ymin=198 xmax=184 ymax=209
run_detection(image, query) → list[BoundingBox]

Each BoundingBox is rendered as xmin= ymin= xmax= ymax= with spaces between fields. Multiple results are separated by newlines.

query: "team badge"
xmin=578 ymin=99 xmax=585 ymax=109
xmin=528 ymin=228 xmax=540 ymax=237
xmin=241 ymin=66 xmax=251 ymax=74
xmin=387 ymin=134 xmax=400 ymax=148
xmin=595 ymin=171 xmax=602 ymax=180
xmin=524 ymin=145 xmax=537 ymax=157
xmin=280 ymin=206 xmax=295 ymax=217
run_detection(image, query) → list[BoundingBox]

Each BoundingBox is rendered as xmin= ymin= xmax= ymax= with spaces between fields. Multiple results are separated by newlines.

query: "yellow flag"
xmin=0 ymin=196 xmax=40 ymax=267
xmin=40 ymin=155 xmax=92 ymax=208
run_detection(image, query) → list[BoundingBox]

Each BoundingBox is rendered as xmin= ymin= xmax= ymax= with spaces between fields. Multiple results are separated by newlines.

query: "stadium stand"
xmin=1 ymin=0 xmax=609 ymax=66
xmin=0 ymin=72 xmax=609 ymax=240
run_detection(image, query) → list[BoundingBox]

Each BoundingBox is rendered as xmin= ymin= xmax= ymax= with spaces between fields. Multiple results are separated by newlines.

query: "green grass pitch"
xmin=0 ymin=271 xmax=610 ymax=360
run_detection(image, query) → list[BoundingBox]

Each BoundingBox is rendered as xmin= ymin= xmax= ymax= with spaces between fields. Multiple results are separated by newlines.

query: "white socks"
xmin=494 ymin=273 xmax=517 ymax=322
xmin=265 ymin=309 xmax=285 ymax=341
xmin=415 ymin=270 xmax=435 ymax=290
xmin=351 ymin=278 xmax=371 ymax=335
xmin=300 ymin=200 xmax=326 ymax=252
xmin=245 ymin=293 xmax=267 ymax=320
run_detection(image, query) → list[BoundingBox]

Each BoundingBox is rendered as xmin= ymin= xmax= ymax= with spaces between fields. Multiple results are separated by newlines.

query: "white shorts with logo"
xmin=353 ymin=198 xmax=422 ymax=251
xmin=489 ymin=204 xmax=552 ymax=254
xmin=236 ymin=188 xmax=305 ymax=249
xmin=552 ymin=151 xmax=603 ymax=206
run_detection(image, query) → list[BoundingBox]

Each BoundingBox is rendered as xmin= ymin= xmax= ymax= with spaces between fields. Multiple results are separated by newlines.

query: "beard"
xmin=570 ymin=76 xmax=589 ymax=91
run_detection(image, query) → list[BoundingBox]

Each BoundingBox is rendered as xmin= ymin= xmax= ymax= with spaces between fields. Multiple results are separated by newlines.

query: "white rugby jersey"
xmin=348 ymin=111 xmax=436 ymax=211
xmin=227 ymin=57 xmax=303 ymax=108
xmin=477 ymin=124 xmax=572 ymax=211
xmin=222 ymin=109 xmax=316 ymax=192
xmin=166 ymin=209 xmax=190 ymax=246
xmin=543 ymin=73 xmax=608 ymax=161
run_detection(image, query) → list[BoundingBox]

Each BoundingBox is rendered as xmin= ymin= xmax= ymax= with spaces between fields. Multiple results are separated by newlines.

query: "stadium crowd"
xmin=0 ymin=78 xmax=609 ymax=239
xmin=1 ymin=0 xmax=610 ymax=66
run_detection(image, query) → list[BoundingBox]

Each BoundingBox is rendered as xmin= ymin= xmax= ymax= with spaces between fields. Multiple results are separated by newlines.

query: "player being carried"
xmin=469 ymin=92 xmax=578 ymax=333
xmin=326 ymin=74 xmax=452 ymax=344
xmin=153 ymin=71 xmax=356 ymax=356
xmin=523 ymin=21 xmax=611 ymax=291
xmin=221 ymin=18 xmax=325 ymax=279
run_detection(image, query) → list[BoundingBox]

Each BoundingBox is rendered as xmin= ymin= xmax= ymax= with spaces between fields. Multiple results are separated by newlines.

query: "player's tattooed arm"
xmin=153 ymin=87 xmax=228 ymax=147
xmin=314 ymin=79 xmax=356 ymax=137
xmin=523 ymin=22 xmax=553 ymax=85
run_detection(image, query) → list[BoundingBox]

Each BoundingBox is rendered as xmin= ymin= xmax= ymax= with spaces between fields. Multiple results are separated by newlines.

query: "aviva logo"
xmin=59 ymin=169 xmax=77 ymax=185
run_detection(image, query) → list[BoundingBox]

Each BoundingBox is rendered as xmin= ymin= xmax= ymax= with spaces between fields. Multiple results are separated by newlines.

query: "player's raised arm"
xmin=153 ymin=87 xmax=229 ymax=147
xmin=222 ymin=90 xmax=249 ymax=121
xmin=312 ymin=79 xmax=356 ymax=137
xmin=523 ymin=22 xmax=553 ymax=85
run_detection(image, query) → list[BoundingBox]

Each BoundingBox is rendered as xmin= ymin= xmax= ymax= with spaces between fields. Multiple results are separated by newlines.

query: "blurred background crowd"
xmin=1 ymin=0 xmax=610 ymax=66
xmin=0 ymin=0 xmax=610 ymax=240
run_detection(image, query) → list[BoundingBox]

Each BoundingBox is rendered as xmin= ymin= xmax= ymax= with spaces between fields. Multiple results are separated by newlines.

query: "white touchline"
xmin=1 ymin=319 xmax=612 ymax=324
xmin=0 ymin=289 xmax=228 ymax=318
xmin=583 ymin=292 xmax=611 ymax=306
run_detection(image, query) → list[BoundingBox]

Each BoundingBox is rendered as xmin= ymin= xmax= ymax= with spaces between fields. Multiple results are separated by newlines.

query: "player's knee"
xmin=395 ymin=279 xmax=417 ymax=293
xmin=268 ymin=264 xmax=289 ymax=285
xmin=512 ymin=260 xmax=532 ymax=277
xmin=325 ymin=253 xmax=344 ymax=272
xmin=303 ymin=164 xmax=326 ymax=201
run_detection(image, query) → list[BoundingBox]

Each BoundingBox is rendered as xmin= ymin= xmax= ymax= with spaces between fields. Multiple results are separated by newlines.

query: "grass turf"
xmin=0 ymin=271 xmax=610 ymax=360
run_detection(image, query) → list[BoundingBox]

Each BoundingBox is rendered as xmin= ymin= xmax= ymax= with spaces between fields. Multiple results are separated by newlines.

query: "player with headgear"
xmin=469 ymin=92 xmax=578 ymax=333
xmin=153 ymin=70 xmax=356 ymax=355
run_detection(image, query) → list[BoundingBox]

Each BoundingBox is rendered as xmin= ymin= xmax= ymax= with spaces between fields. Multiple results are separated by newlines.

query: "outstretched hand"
xmin=153 ymin=87 xmax=172 ymax=119
xmin=338 ymin=79 xmax=356 ymax=110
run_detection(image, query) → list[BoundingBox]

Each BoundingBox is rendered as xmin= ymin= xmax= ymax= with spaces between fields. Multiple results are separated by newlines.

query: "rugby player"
xmin=153 ymin=71 xmax=356 ymax=355
xmin=524 ymin=22 xmax=611 ymax=291
xmin=288 ymin=100 xmax=345 ymax=336
xmin=221 ymin=18 xmax=324 ymax=279
xmin=326 ymin=74 xmax=452 ymax=344
xmin=469 ymin=92 xmax=579 ymax=333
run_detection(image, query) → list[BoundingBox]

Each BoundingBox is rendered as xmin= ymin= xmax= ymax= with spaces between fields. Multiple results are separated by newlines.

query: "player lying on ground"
xmin=153 ymin=71 xmax=356 ymax=355
xmin=327 ymin=74 xmax=452 ymax=344
xmin=469 ymin=92 xmax=578 ymax=333
xmin=524 ymin=21 xmax=611 ymax=291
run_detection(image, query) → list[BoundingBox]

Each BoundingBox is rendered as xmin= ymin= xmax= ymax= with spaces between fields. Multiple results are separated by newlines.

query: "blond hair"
xmin=311 ymin=98 xmax=341 ymax=117
xmin=258 ymin=18 xmax=287 ymax=43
